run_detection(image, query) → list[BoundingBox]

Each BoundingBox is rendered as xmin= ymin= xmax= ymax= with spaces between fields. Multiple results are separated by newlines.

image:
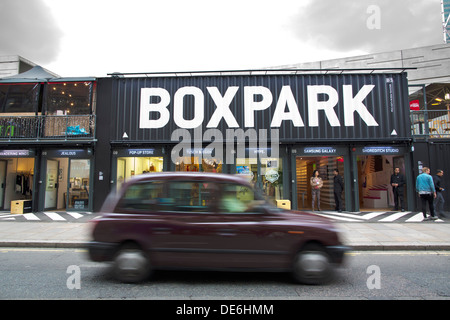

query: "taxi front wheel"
xmin=292 ymin=243 xmax=333 ymax=285
xmin=112 ymin=243 xmax=152 ymax=283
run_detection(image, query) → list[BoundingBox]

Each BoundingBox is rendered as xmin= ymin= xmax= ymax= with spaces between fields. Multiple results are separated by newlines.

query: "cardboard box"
xmin=11 ymin=200 xmax=32 ymax=214
xmin=276 ymin=199 xmax=291 ymax=210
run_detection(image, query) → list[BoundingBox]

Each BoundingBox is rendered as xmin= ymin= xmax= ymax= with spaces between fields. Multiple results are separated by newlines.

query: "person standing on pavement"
xmin=433 ymin=169 xmax=445 ymax=219
xmin=333 ymin=169 xmax=344 ymax=212
xmin=310 ymin=170 xmax=323 ymax=211
xmin=390 ymin=167 xmax=406 ymax=212
xmin=416 ymin=167 xmax=437 ymax=221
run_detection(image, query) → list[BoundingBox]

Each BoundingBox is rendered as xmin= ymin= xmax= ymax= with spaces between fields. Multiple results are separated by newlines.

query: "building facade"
xmin=0 ymin=66 xmax=96 ymax=212
xmin=276 ymin=43 xmax=450 ymax=213
xmin=3 ymin=48 xmax=449 ymax=214
xmin=93 ymin=70 xmax=415 ymax=213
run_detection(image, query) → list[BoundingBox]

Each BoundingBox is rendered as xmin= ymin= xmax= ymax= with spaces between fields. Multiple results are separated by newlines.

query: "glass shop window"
xmin=0 ymin=83 xmax=40 ymax=113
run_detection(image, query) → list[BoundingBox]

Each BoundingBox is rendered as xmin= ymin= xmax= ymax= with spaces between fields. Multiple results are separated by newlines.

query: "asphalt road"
xmin=0 ymin=248 xmax=449 ymax=300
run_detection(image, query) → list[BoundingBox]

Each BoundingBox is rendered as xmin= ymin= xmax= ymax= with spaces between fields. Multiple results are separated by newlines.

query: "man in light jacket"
xmin=416 ymin=167 xmax=437 ymax=221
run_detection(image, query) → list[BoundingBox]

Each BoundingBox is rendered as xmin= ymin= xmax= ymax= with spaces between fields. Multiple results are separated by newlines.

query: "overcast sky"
xmin=0 ymin=0 xmax=444 ymax=77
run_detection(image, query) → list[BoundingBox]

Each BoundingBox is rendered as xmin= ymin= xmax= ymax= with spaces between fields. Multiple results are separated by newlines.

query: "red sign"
xmin=410 ymin=100 xmax=420 ymax=110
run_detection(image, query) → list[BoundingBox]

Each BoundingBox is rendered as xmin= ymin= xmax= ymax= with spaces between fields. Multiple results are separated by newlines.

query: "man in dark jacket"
xmin=433 ymin=169 xmax=445 ymax=218
xmin=333 ymin=169 xmax=344 ymax=212
xmin=390 ymin=167 xmax=406 ymax=211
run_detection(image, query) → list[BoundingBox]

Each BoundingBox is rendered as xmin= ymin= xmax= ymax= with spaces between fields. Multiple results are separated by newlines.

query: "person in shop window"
xmin=310 ymin=170 xmax=323 ymax=211
xmin=390 ymin=167 xmax=406 ymax=212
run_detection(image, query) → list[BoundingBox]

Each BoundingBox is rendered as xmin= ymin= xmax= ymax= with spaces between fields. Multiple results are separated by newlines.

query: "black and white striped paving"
xmin=312 ymin=210 xmax=447 ymax=223
xmin=0 ymin=210 xmax=447 ymax=223
xmin=0 ymin=211 xmax=96 ymax=222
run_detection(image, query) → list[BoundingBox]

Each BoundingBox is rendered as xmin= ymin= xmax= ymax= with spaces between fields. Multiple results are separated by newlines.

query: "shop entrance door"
xmin=0 ymin=160 xmax=6 ymax=209
xmin=357 ymin=155 xmax=406 ymax=211
xmin=68 ymin=159 xmax=90 ymax=210
xmin=44 ymin=159 xmax=59 ymax=209
xmin=295 ymin=156 xmax=345 ymax=211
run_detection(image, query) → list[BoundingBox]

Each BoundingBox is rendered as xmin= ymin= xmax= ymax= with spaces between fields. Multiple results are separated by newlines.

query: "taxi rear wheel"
xmin=292 ymin=243 xmax=333 ymax=285
xmin=112 ymin=243 xmax=151 ymax=283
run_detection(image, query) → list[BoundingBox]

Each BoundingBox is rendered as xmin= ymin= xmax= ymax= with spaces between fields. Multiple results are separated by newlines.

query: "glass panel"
xmin=117 ymin=181 xmax=219 ymax=213
xmin=45 ymin=82 xmax=92 ymax=115
xmin=260 ymin=158 xmax=282 ymax=201
xmin=219 ymin=183 xmax=257 ymax=213
xmin=116 ymin=156 xmax=164 ymax=191
xmin=0 ymin=83 xmax=40 ymax=113
xmin=44 ymin=159 xmax=58 ymax=209
xmin=236 ymin=157 xmax=257 ymax=185
xmin=175 ymin=155 xmax=222 ymax=173
xmin=68 ymin=159 xmax=90 ymax=210
xmin=117 ymin=181 xmax=165 ymax=211
xmin=166 ymin=181 xmax=218 ymax=213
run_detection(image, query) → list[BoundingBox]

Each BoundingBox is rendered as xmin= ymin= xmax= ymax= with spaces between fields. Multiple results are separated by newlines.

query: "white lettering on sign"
xmin=139 ymin=88 xmax=170 ymax=129
xmin=244 ymin=86 xmax=273 ymax=127
xmin=139 ymin=85 xmax=379 ymax=129
xmin=174 ymin=86 xmax=204 ymax=129
xmin=271 ymin=86 xmax=304 ymax=127
xmin=307 ymin=85 xmax=340 ymax=127
xmin=206 ymin=87 xmax=240 ymax=128
xmin=343 ymin=85 xmax=378 ymax=126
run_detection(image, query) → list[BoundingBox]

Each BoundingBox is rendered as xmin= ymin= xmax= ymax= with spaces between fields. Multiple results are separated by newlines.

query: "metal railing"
xmin=411 ymin=110 xmax=450 ymax=138
xmin=0 ymin=115 xmax=96 ymax=141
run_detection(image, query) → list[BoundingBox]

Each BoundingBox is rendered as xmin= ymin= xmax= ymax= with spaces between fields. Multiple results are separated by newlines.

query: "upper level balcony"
xmin=410 ymin=110 xmax=450 ymax=139
xmin=410 ymin=83 xmax=450 ymax=140
xmin=0 ymin=114 xmax=96 ymax=143
xmin=0 ymin=77 xmax=96 ymax=144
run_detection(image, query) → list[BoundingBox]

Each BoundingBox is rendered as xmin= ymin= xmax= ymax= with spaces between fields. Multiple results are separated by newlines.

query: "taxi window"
xmin=219 ymin=183 xmax=259 ymax=213
xmin=166 ymin=181 xmax=218 ymax=213
xmin=116 ymin=181 xmax=166 ymax=212
xmin=116 ymin=180 xmax=218 ymax=213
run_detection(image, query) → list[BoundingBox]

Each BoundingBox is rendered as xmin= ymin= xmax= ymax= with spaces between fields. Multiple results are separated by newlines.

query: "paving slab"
xmin=0 ymin=221 xmax=449 ymax=250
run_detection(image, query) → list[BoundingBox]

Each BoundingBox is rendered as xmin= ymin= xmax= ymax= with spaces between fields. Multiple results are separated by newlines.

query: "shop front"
xmin=0 ymin=149 xmax=37 ymax=212
xmin=38 ymin=148 xmax=93 ymax=211
xmin=94 ymin=71 xmax=413 ymax=212
xmin=231 ymin=147 xmax=288 ymax=203
xmin=291 ymin=146 xmax=350 ymax=211
xmin=111 ymin=147 xmax=168 ymax=191
xmin=350 ymin=145 xmax=414 ymax=212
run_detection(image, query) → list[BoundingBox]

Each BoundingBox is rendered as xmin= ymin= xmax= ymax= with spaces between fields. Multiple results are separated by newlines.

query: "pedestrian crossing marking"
xmin=360 ymin=211 xmax=390 ymax=220
xmin=378 ymin=211 xmax=410 ymax=222
xmin=315 ymin=212 xmax=362 ymax=222
xmin=44 ymin=212 xmax=66 ymax=221
xmin=66 ymin=212 xmax=83 ymax=219
xmin=23 ymin=213 xmax=40 ymax=221
xmin=405 ymin=212 xmax=424 ymax=222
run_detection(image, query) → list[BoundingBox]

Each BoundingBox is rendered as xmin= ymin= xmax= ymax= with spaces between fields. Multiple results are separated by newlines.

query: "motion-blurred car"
xmin=87 ymin=172 xmax=349 ymax=284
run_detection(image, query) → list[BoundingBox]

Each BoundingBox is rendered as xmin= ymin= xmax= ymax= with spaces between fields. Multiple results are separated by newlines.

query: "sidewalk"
xmin=0 ymin=221 xmax=449 ymax=250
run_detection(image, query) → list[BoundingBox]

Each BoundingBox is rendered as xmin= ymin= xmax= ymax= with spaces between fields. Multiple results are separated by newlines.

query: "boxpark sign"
xmin=108 ymin=73 xmax=410 ymax=164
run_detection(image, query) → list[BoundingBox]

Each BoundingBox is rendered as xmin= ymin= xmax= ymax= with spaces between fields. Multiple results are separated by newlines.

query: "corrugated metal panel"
xmin=99 ymin=73 xmax=411 ymax=143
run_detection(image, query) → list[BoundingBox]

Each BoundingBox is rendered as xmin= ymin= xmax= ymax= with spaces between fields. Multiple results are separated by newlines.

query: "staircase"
xmin=363 ymin=185 xmax=389 ymax=208
xmin=361 ymin=156 xmax=390 ymax=209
